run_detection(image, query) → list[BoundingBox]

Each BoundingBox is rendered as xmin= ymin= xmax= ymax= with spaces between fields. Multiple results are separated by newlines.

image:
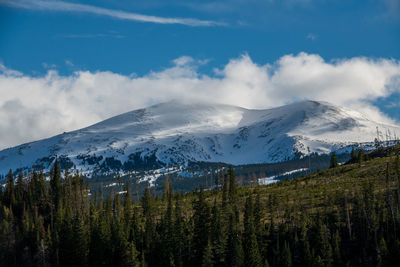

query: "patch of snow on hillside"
xmin=258 ymin=168 xmax=308 ymax=185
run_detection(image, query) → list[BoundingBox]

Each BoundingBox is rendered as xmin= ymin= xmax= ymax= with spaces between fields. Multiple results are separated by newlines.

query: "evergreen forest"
xmin=1 ymin=146 xmax=400 ymax=266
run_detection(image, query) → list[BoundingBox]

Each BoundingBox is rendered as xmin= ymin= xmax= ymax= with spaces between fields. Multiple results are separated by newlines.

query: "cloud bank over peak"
xmin=0 ymin=52 xmax=399 ymax=149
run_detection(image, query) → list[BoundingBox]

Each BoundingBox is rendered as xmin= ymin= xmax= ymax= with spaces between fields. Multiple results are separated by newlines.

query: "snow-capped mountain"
xmin=1 ymin=100 xmax=399 ymax=175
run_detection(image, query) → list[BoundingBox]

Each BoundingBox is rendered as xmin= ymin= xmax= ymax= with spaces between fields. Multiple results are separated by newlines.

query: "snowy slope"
xmin=0 ymin=100 xmax=399 ymax=175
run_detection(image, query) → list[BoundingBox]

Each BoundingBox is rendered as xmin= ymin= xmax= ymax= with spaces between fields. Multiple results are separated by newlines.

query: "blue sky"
xmin=1 ymin=0 xmax=399 ymax=75
xmin=0 ymin=0 xmax=399 ymax=148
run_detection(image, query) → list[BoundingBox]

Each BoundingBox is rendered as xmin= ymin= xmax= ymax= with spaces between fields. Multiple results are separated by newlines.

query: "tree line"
xmin=1 ymin=153 xmax=400 ymax=266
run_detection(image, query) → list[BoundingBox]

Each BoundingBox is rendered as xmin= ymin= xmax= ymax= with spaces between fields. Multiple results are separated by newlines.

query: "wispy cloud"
xmin=57 ymin=33 xmax=126 ymax=39
xmin=182 ymin=0 xmax=312 ymax=14
xmin=382 ymin=0 xmax=400 ymax=18
xmin=385 ymin=102 xmax=400 ymax=108
xmin=0 ymin=62 xmax=22 ymax=77
xmin=41 ymin=62 xmax=56 ymax=69
xmin=306 ymin=33 xmax=317 ymax=41
xmin=1 ymin=0 xmax=226 ymax=27
xmin=65 ymin=60 xmax=73 ymax=67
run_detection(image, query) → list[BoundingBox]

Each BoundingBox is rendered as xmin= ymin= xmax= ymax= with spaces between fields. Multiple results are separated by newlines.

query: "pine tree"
xmin=358 ymin=148 xmax=364 ymax=165
xmin=15 ymin=172 xmax=25 ymax=205
xmin=159 ymin=182 xmax=174 ymax=266
xmin=315 ymin=219 xmax=333 ymax=267
xmin=210 ymin=199 xmax=226 ymax=266
xmin=111 ymin=215 xmax=137 ymax=267
xmin=123 ymin=183 xmax=132 ymax=229
xmin=228 ymin=166 xmax=237 ymax=203
xmin=222 ymin=174 xmax=229 ymax=208
xmin=350 ymin=147 xmax=358 ymax=163
xmin=253 ymin=193 xmax=263 ymax=249
xmin=171 ymin=193 xmax=185 ymax=267
xmin=374 ymin=137 xmax=381 ymax=149
xmin=64 ymin=167 xmax=71 ymax=201
xmin=192 ymin=187 xmax=210 ymax=266
xmin=35 ymin=239 xmax=49 ymax=267
xmin=173 ymin=192 xmax=185 ymax=267
xmin=162 ymin=176 xmax=170 ymax=201
xmin=395 ymin=153 xmax=400 ymax=185
xmin=50 ymin=158 xmax=62 ymax=211
xmin=280 ymin=241 xmax=293 ymax=267
xmin=329 ymin=152 xmax=338 ymax=169
xmin=226 ymin=212 xmax=244 ymax=267
xmin=215 ymin=171 xmax=219 ymax=190
xmin=0 ymin=204 xmax=16 ymax=266
xmin=332 ymin=230 xmax=342 ymax=267
xmin=201 ymin=238 xmax=214 ymax=267
xmin=124 ymin=241 xmax=140 ymax=267
xmin=113 ymin=193 xmax=122 ymax=220
xmin=243 ymin=195 xmax=262 ymax=267
xmin=71 ymin=214 xmax=88 ymax=266
xmin=4 ymin=170 xmax=15 ymax=209
xmin=141 ymin=187 xmax=154 ymax=265
xmin=89 ymin=209 xmax=112 ymax=266
xmin=300 ymin=227 xmax=313 ymax=267
xmin=378 ymin=237 xmax=388 ymax=266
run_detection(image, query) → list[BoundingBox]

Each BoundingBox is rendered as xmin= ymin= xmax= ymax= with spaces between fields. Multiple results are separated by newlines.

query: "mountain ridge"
xmin=1 ymin=99 xmax=399 ymax=175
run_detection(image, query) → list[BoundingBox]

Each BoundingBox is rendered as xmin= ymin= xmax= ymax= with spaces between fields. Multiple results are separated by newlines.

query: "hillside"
xmin=1 ymin=146 xmax=400 ymax=266
xmin=1 ymin=100 xmax=399 ymax=178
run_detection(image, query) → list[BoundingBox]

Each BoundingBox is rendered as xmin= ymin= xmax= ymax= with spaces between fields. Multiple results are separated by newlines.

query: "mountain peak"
xmin=0 ymin=100 xmax=399 ymax=175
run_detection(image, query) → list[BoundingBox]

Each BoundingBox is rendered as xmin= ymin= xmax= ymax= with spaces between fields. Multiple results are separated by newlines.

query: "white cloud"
xmin=42 ymin=62 xmax=57 ymax=69
xmin=59 ymin=33 xmax=126 ymax=39
xmin=1 ymin=0 xmax=225 ymax=27
xmin=382 ymin=0 xmax=400 ymax=18
xmin=173 ymin=56 xmax=195 ymax=67
xmin=0 ymin=53 xmax=399 ymax=149
xmin=0 ymin=62 xmax=22 ymax=77
xmin=306 ymin=33 xmax=317 ymax=40
xmin=65 ymin=60 xmax=74 ymax=67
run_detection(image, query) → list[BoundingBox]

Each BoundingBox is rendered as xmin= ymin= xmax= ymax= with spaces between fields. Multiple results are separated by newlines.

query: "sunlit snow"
xmin=1 ymin=100 xmax=399 ymax=177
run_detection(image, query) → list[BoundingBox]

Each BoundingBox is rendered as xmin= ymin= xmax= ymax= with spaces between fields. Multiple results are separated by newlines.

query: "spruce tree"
xmin=253 ymin=193 xmax=263 ymax=249
xmin=228 ymin=166 xmax=237 ymax=203
xmin=315 ymin=219 xmax=333 ymax=267
xmin=4 ymin=170 xmax=15 ymax=209
xmin=125 ymin=241 xmax=140 ymax=267
xmin=201 ymin=238 xmax=214 ymax=267
xmin=159 ymin=182 xmax=174 ymax=266
xmin=395 ymin=154 xmax=400 ymax=185
xmin=351 ymin=147 xmax=358 ymax=163
xmin=15 ymin=172 xmax=25 ymax=205
xmin=210 ymin=199 xmax=226 ymax=266
xmin=244 ymin=195 xmax=262 ymax=267
xmin=50 ymin=158 xmax=62 ymax=211
xmin=123 ymin=183 xmax=132 ymax=229
xmin=215 ymin=171 xmax=219 ymax=190
xmin=173 ymin=192 xmax=185 ymax=267
xmin=378 ymin=237 xmax=389 ymax=265
xmin=222 ymin=174 xmax=228 ymax=208
xmin=329 ymin=152 xmax=338 ymax=169
xmin=192 ymin=187 xmax=210 ymax=266
xmin=358 ymin=148 xmax=364 ymax=165
xmin=280 ymin=241 xmax=293 ymax=267
xmin=226 ymin=212 xmax=244 ymax=267
xmin=141 ymin=187 xmax=154 ymax=265
xmin=71 ymin=214 xmax=88 ymax=266
xmin=332 ymin=230 xmax=342 ymax=267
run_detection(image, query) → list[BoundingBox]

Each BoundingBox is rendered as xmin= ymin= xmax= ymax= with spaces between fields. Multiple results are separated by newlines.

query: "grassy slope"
xmin=155 ymin=146 xmax=400 ymax=225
